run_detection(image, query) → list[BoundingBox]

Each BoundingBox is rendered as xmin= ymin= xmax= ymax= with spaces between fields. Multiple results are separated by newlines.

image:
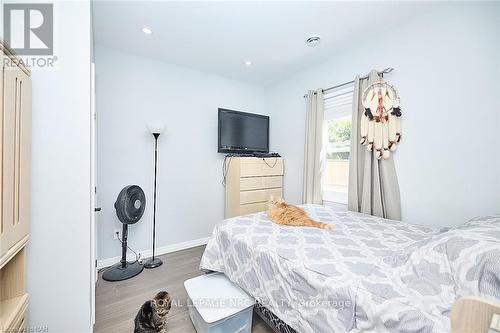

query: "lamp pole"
xmin=145 ymin=131 xmax=163 ymax=269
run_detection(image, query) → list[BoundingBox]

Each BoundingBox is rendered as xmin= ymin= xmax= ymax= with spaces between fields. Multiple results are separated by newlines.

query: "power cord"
xmin=222 ymin=155 xmax=233 ymax=186
xmin=262 ymin=157 xmax=278 ymax=168
xmin=116 ymin=231 xmax=141 ymax=265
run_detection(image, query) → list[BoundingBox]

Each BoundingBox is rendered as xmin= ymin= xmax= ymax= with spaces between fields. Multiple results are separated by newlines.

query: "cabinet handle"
xmin=94 ymin=207 xmax=101 ymax=212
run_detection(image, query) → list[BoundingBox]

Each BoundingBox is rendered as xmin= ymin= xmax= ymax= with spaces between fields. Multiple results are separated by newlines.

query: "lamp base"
xmin=144 ymin=258 xmax=163 ymax=269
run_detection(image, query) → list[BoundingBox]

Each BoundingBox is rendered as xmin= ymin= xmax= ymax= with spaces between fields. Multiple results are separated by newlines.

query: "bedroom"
xmin=0 ymin=1 xmax=498 ymax=333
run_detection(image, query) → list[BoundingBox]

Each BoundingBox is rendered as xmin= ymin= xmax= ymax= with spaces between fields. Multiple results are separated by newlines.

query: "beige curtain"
xmin=348 ymin=70 xmax=401 ymax=220
xmin=303 ymin=89 xmax=324 ymax=204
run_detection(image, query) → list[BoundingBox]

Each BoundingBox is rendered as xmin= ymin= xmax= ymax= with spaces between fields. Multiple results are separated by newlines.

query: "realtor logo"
xmin=3 ymin=3 xmax=53 ymax=55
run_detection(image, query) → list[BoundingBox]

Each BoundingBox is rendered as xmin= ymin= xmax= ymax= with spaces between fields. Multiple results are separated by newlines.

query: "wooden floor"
xmin=95 ymin=245 xmax=274 ymax=333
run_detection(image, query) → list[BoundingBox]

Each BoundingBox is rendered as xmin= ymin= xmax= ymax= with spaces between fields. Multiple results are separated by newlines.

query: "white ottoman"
xmin=184 ymin=273 xmax=254 ymax=333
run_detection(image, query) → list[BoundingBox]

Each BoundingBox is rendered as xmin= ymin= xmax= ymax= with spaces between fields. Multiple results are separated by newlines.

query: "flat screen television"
xmin=218 ymin=108 xmax=269 ymax=154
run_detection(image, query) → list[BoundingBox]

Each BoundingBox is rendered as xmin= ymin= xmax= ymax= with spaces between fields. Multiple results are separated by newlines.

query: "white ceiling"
xmin=92 ymin=1 xmax=435 ymax=85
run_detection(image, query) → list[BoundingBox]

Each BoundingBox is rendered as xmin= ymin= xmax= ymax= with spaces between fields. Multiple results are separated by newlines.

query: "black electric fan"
xmin=102 ymin=185 xmax=146 ymax=282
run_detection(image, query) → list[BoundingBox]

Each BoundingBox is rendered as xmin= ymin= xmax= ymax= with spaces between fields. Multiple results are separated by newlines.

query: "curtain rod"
xmin=303 ymin=67 xmax=394 ymax=98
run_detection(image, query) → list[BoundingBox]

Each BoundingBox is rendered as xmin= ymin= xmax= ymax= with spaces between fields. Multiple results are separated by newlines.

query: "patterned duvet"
xmin=200 ymin=204 xmax=500 ymax=332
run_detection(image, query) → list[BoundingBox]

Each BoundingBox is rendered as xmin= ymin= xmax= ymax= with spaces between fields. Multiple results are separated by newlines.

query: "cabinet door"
xmin=1 ymin=64 xmax=31 ymax=256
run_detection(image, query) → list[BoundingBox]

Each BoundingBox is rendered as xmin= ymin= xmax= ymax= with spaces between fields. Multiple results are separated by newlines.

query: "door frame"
xmin=90 ymin=62 xmax=97 ymax=326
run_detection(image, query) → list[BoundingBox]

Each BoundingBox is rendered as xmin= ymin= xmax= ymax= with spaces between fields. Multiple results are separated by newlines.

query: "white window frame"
xmin=322 ymin=83 xmax=354 ymax=205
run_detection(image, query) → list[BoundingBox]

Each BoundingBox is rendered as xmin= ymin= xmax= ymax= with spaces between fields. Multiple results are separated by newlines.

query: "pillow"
xmin=442 ymin=215 xmax=500 ymax=300
xmin=395 ymin=215 xmax=500 ymax=301
xmin=460 ymin=214 xmax=500 ymax=228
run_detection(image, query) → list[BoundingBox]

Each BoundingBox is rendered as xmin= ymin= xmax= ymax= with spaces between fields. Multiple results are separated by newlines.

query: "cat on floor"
xmin=268 ymin=197 xmax=334 ymax=230
xmin=134 ymin=291 xmax=172 ymax=333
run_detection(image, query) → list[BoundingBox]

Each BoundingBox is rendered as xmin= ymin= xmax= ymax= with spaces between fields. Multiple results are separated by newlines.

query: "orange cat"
xmin=267 ymin=197 xmax=333 ymax=230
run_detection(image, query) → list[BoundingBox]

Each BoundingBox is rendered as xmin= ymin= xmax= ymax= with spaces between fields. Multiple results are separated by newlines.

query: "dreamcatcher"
xmin=360 ymin=79 xmax=402 ymax=160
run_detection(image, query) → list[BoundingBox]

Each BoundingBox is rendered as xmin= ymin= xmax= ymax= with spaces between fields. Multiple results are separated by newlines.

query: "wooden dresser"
xmin=224 ymin=157 xmax=283 ymax=218
xmin=0 ymin=40 xmax=31 ymax=332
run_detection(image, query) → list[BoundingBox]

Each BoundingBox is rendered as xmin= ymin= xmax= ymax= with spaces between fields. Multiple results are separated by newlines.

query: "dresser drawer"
xmin=239 ymin=202 xmax=269 ymax=215
xmin=240 ymin=176 xmax=282 ymax=191
xmin=240 ymin=158 xmax=283 ymax=177
xmin=240 ymin=188 xmax=282 ymax=205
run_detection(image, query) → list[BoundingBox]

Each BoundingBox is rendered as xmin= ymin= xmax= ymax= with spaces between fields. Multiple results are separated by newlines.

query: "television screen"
xmin=218 ymin=109 xmax=269 ymax=154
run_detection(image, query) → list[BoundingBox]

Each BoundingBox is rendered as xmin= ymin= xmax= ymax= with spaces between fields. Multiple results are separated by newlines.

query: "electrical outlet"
xmin=113 ymin=229 xmax=121 ymax=240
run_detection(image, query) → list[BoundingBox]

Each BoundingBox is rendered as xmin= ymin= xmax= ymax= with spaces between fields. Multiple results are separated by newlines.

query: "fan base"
xmin=144 ymin=258 xmax=163 ymax=269
xmin=102 ymin=261 xmax=144 ymax=282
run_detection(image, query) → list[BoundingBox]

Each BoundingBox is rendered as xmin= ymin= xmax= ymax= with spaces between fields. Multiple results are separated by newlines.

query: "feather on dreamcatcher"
xmin=360 ymin=79 xmax=402 ymax=160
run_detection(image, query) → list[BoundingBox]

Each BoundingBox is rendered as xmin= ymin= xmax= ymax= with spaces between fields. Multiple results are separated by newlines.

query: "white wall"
xmin=0 ymin=1 xmax=494 ymax=332
xmin=266 ymin=3 xmax=500 ymax=227
xmin=25 ymin=1 xmax=93 ymax=332
xmin=95 ymin=46 xmax=266 ymax=260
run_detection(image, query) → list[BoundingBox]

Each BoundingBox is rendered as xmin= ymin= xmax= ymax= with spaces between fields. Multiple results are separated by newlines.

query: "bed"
xmin=200 ymin=204 xmax=500 ymax=332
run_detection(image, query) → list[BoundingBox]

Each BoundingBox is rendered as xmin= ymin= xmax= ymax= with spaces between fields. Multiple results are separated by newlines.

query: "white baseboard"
xmin=97 ymin=237 xmax=210 ymax=270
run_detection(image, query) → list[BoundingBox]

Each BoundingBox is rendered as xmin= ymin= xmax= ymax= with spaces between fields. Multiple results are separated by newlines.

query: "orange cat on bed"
xmin=267 ymin=197 xmax=333 ymax=229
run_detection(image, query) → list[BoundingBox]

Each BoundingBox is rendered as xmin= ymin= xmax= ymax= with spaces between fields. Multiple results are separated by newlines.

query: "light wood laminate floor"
xmin=95 ymin=245 xmax=274 ymax=333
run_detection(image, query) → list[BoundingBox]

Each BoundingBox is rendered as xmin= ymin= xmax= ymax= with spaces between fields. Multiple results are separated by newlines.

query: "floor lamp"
xmin=144 ymin=123 xmax=164 ymax=269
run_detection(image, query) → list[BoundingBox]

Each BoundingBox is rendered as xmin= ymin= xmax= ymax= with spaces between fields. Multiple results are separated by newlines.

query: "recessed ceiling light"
xmin=306 ymin=35 xmax=321 ymax=47
xmin=142 ymin=27 xmax=153 ymax=35
xmin=245 ymin=60 xmax=252 ymax=66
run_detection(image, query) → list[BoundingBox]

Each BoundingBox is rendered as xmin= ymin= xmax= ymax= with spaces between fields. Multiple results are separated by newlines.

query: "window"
xmin=322 ymin=84 xmax=354 ymax=204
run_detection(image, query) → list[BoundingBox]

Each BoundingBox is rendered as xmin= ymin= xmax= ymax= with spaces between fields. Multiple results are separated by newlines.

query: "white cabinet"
xmin=0 ymin=40 xmax=31 ymax=332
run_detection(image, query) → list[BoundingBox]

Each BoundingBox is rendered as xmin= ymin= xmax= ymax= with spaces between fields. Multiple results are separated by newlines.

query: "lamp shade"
xmin=148 ymin=123 xmax=165 ymax=135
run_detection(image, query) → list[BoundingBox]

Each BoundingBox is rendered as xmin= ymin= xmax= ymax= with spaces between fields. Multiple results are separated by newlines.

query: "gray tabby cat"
xmin=134 ymin=291 xmax=172 ymax=333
